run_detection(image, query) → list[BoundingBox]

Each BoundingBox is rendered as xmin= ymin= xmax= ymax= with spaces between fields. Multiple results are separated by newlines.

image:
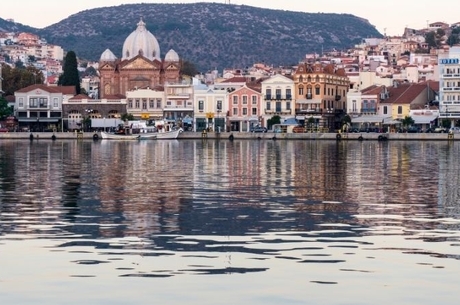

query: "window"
xmin=252 ymin=95 xmax=257 ymax=104
xmin=275 ymin=102 xmax=281 ymax=112
xmin=383 ymin=106 xmax=387 ymax=115
xmin=142 ymin=99 xmax=147 ymax=110
xmin=298 ymin=85 xmax=304 ymax=95
xmin=233 ymin=96 xmax=238 ymax=104
xmin=198 ymin=100 xmax=204 ymax=111
xmin=276 ymin=89 xmax=281 ymax=99
xmin=243 ymin=108 xmax=247 ymax=115
xmin=39 ymin=98 xmax=47 ymax=108
xmin=286 ymin=102 xmax=291 ymax=110
xmin=252 ymin=107 xmax=257 ymax=115
xmin=265 ymin=88 xmax=272 ymax=99
xmin=315 ymin=86 xmax=320 ymax=95
xmin=29 ymin=98 xmax=38 ymax=108
xmin=149 ymin=99 xmax=154 ymax=108
xmin=53 ymin=98 xmax=58 ymax=107
xmin=233 ymin=108 xmax=238 ymax=115
xmin=217 ymin=100 xmax=222 ymax=111
xmin=286 ymin=89 xmax=292 ymax=100
xmin=135 ymin=99 xmax=140 ymax=108
xmin=128 ymin=99 xmax=133 ymax=108
xmin=242 ymin=96 xmax=248 ymax=104
xmin=266 ymin=101 xmax=271 ymax=110
xmin=156 ymin=99 xmax=162 ymax=108
xmin=19 ymin=98 xmax=24 ymax=107
xmin=398 ymin=106 xmax=402 ymax=114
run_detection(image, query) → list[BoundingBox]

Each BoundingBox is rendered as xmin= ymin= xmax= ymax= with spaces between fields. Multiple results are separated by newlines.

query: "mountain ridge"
xmin=1 ymin=3 xmax=382 ymax=71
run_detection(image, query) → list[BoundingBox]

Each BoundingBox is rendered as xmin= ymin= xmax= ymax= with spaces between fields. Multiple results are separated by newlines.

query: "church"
xmin=98 ymin=18 xmax=181 ymax=98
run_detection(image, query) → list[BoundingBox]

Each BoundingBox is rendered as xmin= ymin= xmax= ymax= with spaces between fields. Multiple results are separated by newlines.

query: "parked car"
xmin=424 ymin=127 xmax=436 ymax=133
xmin=449 ymin=127 xmax=460 ymax=134
xmin=250 ymin=126 xmax=268 ymax=133
xmin=434 ymin=126 xmax=448 ymax=133
xmin=407 ymin=126 xmax=422 ymax=133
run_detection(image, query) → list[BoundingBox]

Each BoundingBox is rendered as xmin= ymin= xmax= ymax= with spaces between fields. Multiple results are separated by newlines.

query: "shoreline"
xmin=0 ymin=131 xmax=457 ymax=141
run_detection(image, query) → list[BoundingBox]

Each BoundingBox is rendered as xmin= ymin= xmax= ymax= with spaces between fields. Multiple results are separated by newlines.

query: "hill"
xmin=2 ymin=3 xmax=382 ymax=71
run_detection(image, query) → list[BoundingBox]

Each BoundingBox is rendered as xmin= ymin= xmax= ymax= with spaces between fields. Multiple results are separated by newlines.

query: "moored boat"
xmin=100 ymin=131 xmax=140 ymax=140
xmin=138 ymin=128 xmax=183 ymax=140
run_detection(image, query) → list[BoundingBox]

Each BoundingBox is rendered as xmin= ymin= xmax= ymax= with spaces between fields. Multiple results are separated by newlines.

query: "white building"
xmin=261 ymin=74 xmax=295 ymax=124
xmin=438 ymin=46 xmax=460 ymax=126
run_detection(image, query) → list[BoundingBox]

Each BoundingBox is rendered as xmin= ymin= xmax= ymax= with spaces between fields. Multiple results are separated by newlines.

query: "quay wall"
xmin=0 ymin=131 xmax=458 ymax=141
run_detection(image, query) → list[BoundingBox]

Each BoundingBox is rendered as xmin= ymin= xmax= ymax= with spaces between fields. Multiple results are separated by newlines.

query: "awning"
xmin=351 ymin=115 xmax=391 ymax=124
xmin=18 ymin=118 xmax=60 ymax=123
xmin=383 ymin=117 xmax=402 ymax=125
xmin=296 ymin=98 xmax=322 ymax=104
xmin=412 ymin=115 xmax=438 ymax=124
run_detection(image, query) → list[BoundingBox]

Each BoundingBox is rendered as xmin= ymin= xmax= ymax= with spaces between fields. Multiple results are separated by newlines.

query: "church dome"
xmin=100 ymin=48 xmax=117 ymax=61
xmin=122 ymin=19 xmax=160 ymax=61
xmin=165 ymin=49 xmax=179 ymax=62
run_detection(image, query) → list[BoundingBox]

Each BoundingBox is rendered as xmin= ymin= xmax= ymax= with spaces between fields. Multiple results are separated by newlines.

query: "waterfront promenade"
xmin=0 ymin=131 xmax=457 ymax=141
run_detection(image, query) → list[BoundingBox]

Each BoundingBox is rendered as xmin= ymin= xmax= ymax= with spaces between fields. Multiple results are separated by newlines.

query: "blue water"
xmin=0 ymin=139 xmax=459 ymax=304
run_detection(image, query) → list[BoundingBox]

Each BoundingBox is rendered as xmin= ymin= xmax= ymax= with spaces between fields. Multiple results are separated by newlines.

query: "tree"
xmin=121 ymin=113 xmax=135 ymax=121
xmin=1 ymin=63 xmax=45 ymax=96
xmin=180 ymin=59 xmax=199 ymax=77
xmin=267 ymin=115 xmax=281 ymax=129
xmin=0 ymin=96 xmax=13 ymax=119
xmin=58 ymin=51 xmax=81 ymax=94
xmin=402 ymin=115 xmax=414 ymax=128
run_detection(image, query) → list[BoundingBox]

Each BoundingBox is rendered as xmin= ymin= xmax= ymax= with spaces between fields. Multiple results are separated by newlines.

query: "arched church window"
xmin=105 ymin=84 xmax=111 ymax=95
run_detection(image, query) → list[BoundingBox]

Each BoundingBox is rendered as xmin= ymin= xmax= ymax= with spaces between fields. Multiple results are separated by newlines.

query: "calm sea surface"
xmin=1 ymin=139 xmax=460 ymax=304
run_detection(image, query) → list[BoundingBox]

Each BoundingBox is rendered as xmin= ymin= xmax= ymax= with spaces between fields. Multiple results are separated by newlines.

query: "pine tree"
xmin=58 ymin=51 xmax=81 ymax=94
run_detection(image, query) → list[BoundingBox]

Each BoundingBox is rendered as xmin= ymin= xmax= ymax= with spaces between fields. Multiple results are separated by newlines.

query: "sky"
xmin=1 ymin=0 xmax=459 ymax=36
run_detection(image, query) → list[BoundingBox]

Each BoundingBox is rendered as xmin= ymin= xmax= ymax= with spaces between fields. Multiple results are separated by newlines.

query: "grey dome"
xmin=122 ymin=19 xmax=160 ymax=61
xmin=100 ymin=48 xmax=117 ymax=61
xmin=165 ymin=49 xmax=179 ymax=62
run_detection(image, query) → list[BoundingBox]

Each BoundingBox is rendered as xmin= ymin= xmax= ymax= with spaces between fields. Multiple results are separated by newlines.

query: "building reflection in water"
xmin=0 ymin=140 xmax=458 ymax=238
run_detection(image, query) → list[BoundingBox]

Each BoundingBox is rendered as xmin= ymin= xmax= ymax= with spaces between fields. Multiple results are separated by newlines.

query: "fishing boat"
xmin=138 ymin=128 xmax=183 ymax=140
xmin=100 ymin=131 xmax=140 ymax=140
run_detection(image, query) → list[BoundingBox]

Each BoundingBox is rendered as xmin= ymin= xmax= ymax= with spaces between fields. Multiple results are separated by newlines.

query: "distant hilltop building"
xmin=98 ymin=18 xmax=181 ymax=98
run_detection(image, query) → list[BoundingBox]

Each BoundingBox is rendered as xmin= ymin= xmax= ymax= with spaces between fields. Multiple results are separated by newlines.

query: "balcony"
xmin=442 ymin=87 xmax=460 ymax=92
xmin=166 ymin=93 xmax=191 ymax=99
xmin=265 ymin=95 xmax=292 ymax=100
xmin=306 ymin=94 xmax=312 ymax=99
xmin=335 ymin=95 xmax=341 ymax=101
xmin=441 ymin=74 xmax=460 ymax=78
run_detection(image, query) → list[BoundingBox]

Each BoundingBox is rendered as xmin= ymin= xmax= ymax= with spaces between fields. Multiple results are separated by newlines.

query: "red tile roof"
xmin=15 ymin=84 xmax=76 ymax=95
xmin=385 ymin=83 xmax=427 ymax=104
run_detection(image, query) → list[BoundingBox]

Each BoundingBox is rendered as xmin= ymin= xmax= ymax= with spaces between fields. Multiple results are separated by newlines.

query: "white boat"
xmin=155 ymin=128 xmax=183 ymax=139
xmin=100 ymin=131 xmax=140 ymax=140
xmin=138 ymin=128 xmax=183 ymax=140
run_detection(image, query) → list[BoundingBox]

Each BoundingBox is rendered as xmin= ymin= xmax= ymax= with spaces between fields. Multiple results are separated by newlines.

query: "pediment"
xmin=122 ymin=57 xmax=156 ymax=70
xmin=100 ymin=63 xmax=114 ymax=70
xmin=166 ymin=64 xmax=179 ymax=71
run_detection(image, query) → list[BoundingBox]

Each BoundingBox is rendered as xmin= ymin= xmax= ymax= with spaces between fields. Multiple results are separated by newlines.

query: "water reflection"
xmin=1 ymin=139 xmax=460 ymax=304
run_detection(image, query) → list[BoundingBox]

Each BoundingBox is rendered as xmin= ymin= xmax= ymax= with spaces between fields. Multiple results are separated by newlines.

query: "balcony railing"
xmin=442 ymin=87 xmax=460 ymax=91
xmin=264 ymin=95 xmax=293 ymax=100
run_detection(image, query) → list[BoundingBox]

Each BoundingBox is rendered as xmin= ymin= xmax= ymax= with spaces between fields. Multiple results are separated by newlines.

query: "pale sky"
xmin=1 ymin=0 xmax=459 ymax=36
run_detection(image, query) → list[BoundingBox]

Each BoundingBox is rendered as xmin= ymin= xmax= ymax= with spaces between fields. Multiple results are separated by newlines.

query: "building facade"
xmin=293 ymin=61 xmax=350 ymax=131
xmin=98 ymin=19 xmax=181 ymax=99
xmin=438 ymin=46 xmax=460 ymax=127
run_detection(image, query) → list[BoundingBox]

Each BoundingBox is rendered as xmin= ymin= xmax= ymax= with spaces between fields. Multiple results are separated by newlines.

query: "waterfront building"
xmin=194 ymin=84 xmax=227 ymax=132
xmin=14 ymin=84 xmax=75 ymax=131
xmin=164 ymin=80 xmax=194 ymax=127
xmin=125 ymin=87 xmax=165 ymax=123
xmin=98 ymin=19 xmax=181 ymax=99
xmin=63 ymin=94 xmax=126 ymax=131
xmin=227 ymin=84 xmax=262 ymax=132
xmin=261 ymin=74 xmax=295 ymax=126
xmin=293 ymin=61 xmax=349 ymax=131
xmin=438 ymin=46 xmax=460 ymax=127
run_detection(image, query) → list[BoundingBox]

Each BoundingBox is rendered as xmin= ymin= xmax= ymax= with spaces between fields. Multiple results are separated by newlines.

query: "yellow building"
xmin=293 ymin=61 xmax=350 ymax=131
